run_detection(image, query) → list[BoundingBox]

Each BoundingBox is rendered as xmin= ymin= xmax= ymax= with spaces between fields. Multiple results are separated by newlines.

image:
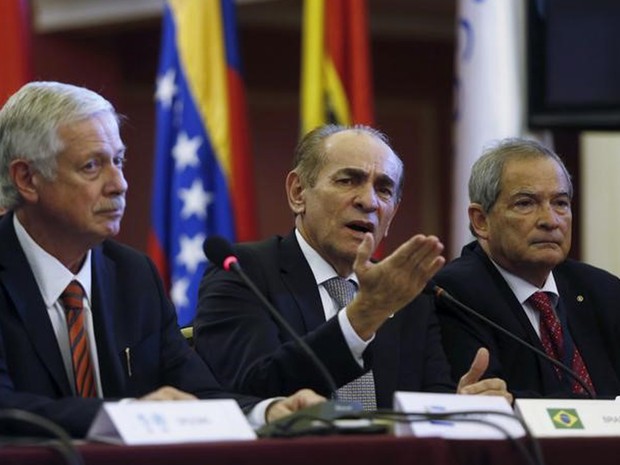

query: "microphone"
xmin=425 ymin=282 xmax=595 ymax=399
xmin=203 ymin=235 xmax=241 ymax=273
xmin=203 ymin=235 xmax=340 ymax=396
xmin=203 ymin=236 xmax=368 ymax=436
xmin=0 ymin=409 xmax=84 ymax=465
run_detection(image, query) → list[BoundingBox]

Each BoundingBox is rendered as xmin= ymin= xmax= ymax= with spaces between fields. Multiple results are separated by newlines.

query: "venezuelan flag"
xmin=300 ymin=0 xmax=374 ymax=135
xmin=0 ymin=0 xmax=31 ymax=105
xmin=149 ymin=0 xmax=257 ymax=325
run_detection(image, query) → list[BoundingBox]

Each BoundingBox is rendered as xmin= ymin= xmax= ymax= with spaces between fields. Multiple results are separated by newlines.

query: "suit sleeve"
xmin=142 ymin=256 xmax=262 ymax=411
xmin=0 ymin=321 xmax=103 ymax=438
xmin=420 ymin=301 xmax=458 ymax=393
xmin=435 ymin=294 xmax=500 ymax=380
xmin=194 ymin=262 xmax=365 ymax=399
xmin=433 ymin=246 xmax=554 ymax=399
xmin=0 ymin=247 xmax=260 ymax=439
xmin=433 ymin=277 xmax=552 ymax=398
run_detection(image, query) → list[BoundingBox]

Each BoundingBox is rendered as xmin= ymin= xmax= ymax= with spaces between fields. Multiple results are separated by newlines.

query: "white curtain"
xmin=451 ymin=0 xmax=527 ymax=257
xmin=581 ymin=133 xmax=620 ymax=276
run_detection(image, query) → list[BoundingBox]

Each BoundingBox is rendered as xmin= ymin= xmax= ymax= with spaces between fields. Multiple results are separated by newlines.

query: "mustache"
xmin=95 ymin=197 xmax=126 ymax=213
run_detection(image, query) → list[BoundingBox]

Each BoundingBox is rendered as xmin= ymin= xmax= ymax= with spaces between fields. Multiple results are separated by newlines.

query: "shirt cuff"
xmin=338 ymin=308 xmax=374 ymax=367
xmin=246 ymin=397 xmax=285 ymax=428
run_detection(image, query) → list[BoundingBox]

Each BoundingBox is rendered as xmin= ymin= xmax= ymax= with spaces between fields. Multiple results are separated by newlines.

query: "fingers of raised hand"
xmin=353 ymin=233 xmax=375 ymax=272
xmin=353 ymin=234 xmax=445 ymax=316
xmin=407 ymin=235 xmax=445 ymax=276
xmin=458 ymin=348 xmax=489 ymax=390
xmin=458 ymin=378 xmax=512 ymax=404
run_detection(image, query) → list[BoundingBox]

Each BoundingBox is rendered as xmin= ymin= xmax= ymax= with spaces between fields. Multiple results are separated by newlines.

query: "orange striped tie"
xmin=61 ymin=280 xmax=97 ymax=398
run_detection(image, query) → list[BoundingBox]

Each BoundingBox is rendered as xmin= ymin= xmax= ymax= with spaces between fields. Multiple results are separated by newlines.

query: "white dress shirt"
xmin=13 ymin=215 xmax=276 ymax=427
xmin=13 ymin=214 xmax=103 ymax=397
xmin=295 ymin=229 xmax=372 ymax=367
xmin=491 ymin=259 xmax=560 ymax=338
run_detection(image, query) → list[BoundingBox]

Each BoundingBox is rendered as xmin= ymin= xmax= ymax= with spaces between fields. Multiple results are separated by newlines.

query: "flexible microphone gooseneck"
xmin=204 ymin=236 xmax=376 ymax=437
xmin=426 ymin=283 xmax=595 ymax=399
xmin=203 ymin=235 xmax=341 ymax=400
xmin=0 ymin=409 xmax=84 ymax=465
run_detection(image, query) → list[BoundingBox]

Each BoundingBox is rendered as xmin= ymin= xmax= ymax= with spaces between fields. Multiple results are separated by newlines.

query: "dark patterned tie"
xmin=323 ymin=277 xmax=377 ymax=410
xmin=61 ymin=280 xmax=97 ymax=398
xmin=528 ymin=291 xmax=595 ymax=395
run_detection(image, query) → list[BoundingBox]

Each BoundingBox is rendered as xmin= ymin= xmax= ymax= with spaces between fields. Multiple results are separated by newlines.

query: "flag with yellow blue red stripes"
xmin=148 ymin=0 xmax=257 ymax=325
xmin=300 ymin=0 xmax=374 ymax=135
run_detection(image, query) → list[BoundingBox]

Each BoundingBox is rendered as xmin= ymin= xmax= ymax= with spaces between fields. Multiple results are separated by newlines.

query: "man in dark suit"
xmin=0 ymin=81 xmax=322 ymax=438
xmin=435 ymin=137 xmax=620 ymax=399
xmin=195 ymin=124 xmax=511 ymax=408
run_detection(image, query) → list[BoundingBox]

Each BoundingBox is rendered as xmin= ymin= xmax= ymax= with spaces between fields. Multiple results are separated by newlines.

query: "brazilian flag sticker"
xmin=547 ymin=409 xmax=584 ymax=429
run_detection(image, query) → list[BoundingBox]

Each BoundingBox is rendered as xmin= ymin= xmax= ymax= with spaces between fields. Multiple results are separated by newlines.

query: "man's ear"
xmin=285 ymin=171 xmax=305 ymax=215
xmin=468 ymin=203 xmax=489 ymax=239
xmin=9 ymin=159 xmax=39 ymax=203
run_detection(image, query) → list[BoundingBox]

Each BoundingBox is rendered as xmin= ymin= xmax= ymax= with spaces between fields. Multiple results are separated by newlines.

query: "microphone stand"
xmin=203 ymin=236 xmax=369 ymax=437
xmin=429 ymin=284 xmax=595 ymax=399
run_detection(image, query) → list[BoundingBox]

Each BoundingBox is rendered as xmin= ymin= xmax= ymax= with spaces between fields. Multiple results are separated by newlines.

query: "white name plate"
xmin=393 ymin=391 xmax=525 ymax=440
xmin=515 ymin=398 xmax=620 ymax=437
xmin=87 ymin=399 xmax=257 ymax=445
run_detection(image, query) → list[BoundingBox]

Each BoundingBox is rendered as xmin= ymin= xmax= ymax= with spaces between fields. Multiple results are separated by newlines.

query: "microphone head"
xmin=203 ymin=235 xmax=238 ymax=271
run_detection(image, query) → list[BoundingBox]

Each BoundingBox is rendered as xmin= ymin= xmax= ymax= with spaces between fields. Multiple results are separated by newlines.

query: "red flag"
xmin=0 ymin=0 xmax=32 ymax=105
xmin=300 ymin=0 xmax=382 ymax=256
xmin=300 ymin=0 xmax=374 ymax=134
xmin=325 ymin=0 xmax=374 ymax=125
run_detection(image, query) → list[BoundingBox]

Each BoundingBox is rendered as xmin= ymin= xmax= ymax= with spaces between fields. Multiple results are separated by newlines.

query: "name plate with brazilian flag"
xmin=515 ymin=399 xmax=620 ymax=437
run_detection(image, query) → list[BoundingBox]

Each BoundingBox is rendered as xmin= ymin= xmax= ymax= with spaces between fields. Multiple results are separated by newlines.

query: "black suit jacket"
xmin=0 ymin=214 xmax=259 ymax=437
xmin=434 ymin=241 xmax=620 ymax=398
xmin=194 ymin=231 xmax=455 ymax=408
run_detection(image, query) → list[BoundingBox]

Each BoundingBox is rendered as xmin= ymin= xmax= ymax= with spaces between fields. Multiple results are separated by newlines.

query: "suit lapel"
xmin=471 ymin=244 xmax=544 ymax=344
xmin=91 ymin=245 xmax=126 ymax=397
xmin=470 ymin=244 xmax=575 ymax=391
xmin=278 ymin=232 xmax=326 ymax=332
xmin=0 ymin=215 xmax=72 ymax=395
xmin=556 ymin=271 xmax=615 ymax=391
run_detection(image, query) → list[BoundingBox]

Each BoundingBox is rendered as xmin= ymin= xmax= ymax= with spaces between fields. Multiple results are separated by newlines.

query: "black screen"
xmin=528 ymin=0 xmax=620 ymax=129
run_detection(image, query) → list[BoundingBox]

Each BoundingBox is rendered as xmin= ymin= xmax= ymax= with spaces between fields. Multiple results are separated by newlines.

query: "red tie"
xmin=528 ymin=291 xmax=595 ymax=395
xmin=61 ymin=281 xmax=97 ymax=398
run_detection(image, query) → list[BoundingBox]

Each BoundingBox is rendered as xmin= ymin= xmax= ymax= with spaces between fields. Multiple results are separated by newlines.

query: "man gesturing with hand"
xmin=195 ymin=124 xmax=510 ymax=408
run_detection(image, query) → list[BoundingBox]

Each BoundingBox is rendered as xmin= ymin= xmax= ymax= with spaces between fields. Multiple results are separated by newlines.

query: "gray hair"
xmin=469 ymin=137 xmax=573 ymax=215
xmin=0 ymin=81 xmax=118 ymax=210
xmin=293 ymin=124 xmax=405 ymax=200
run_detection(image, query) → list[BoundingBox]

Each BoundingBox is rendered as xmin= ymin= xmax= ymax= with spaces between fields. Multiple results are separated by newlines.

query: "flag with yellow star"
xmin=547 ymin=408 xmax=584 ymax=429
xmin=149 ymin=0 xmax=257 ymax=325
xmin=300 ymin=0 xmax=374 ymax=135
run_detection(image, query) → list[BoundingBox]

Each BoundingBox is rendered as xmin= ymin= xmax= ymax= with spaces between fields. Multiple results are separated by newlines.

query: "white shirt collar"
xmin=13 ymin=214 xmax=92 ymax=307
xmin=490 ymin=258 xmax=558 ymax=306
xmin=294 ymin=229 xmax=358 ymax=287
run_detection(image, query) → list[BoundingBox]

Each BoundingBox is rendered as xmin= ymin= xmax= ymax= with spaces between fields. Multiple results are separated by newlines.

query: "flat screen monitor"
xmin=528 ymin=0 xmax=620 ymax=129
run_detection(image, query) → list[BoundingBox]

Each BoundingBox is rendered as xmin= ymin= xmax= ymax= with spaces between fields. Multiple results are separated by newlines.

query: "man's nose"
xmin=105 ymin=165 xmax=128 ymax=195
xmin=538 ymin=203 xmax=560 ymax=228
xmin=354 ymin=184 xmax=379 ymax=211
